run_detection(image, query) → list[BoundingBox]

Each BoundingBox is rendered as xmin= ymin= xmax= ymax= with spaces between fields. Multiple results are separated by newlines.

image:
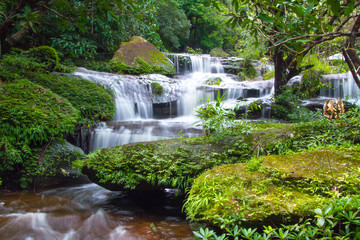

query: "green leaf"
xmin=317 ymin=216 xmax=325 ymax=227
xmin=258 ymin=13 xmax=275 ymax=23
xmin=314 ymin=208 xmax=322 ymax=216
xmin=291 ymin=4 xmax=306 ymax=17
xmin=327 ymin=0 xmax=340 ymax=16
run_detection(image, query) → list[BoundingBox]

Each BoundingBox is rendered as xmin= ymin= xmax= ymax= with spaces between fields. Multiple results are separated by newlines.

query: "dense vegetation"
xmin=1 ymin=0 xmax=360 ymax=239
xmin=0 ymin=47 xmax=115 ymax=189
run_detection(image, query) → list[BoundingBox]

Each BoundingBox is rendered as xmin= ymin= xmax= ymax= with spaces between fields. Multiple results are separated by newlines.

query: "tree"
xmin=155 ymin=0 xmax=191 ymax=52
xmin=210 ymin=0 xmax=360 ymax=96
xmin=0 ymin=0 xmax=160 ymax=57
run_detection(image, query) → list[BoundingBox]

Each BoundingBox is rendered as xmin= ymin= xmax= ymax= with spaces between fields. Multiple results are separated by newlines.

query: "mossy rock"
xmin=184 ymin=147 xmax=360 ymax=227
xmin=28 ymin=73 xmax=115 ymax=122
xmin=210 ymin=47 xmax=229 ymax=58
xmin=75 ymin=119 xmax=360 ymax=193
xmin=112 ymin=36 xmax=175 ymax=75
xmin=27 ymin=46 xmax=59 ymax=72
xmin=0 ymin=79 xmax=80 ymax=189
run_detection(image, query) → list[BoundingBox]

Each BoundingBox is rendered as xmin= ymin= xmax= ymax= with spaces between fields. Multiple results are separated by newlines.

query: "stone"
xmin=113 ymin=36 xmax=175 ymax=75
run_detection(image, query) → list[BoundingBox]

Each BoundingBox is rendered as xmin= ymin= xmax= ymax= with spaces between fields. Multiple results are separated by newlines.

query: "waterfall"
xmin=73 ymin=55 xmax=274 ymax=151
xmin=320 ymin=72 xmax=360 ymax=100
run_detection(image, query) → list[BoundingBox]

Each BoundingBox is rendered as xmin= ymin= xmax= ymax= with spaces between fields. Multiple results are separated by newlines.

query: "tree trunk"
xmin=343 ymin=15 xmax=360 ymax=89
xmin=274 ymin=47 xmax=287 ymax=97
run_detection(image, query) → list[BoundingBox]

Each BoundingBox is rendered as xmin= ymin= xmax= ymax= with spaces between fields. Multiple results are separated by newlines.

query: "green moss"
xmin=151 ymin=82 xmax=164 ymax=96
xmin=0 ymin=79 xmax=80 ymax=188
xmin=76 ymin=117 xmax=360 ymax=192
xmin=210 ymin=48 xmax=229 ymax=57
xmin=27 ymin=46 xmax=59 ymax=72
xmin=184 ymin=147 xmax=360 ymax=227
xmin=112 ymin=36 xmax=175 ymax=75
xmin=28 ymin=73 xmax=115 ymax=123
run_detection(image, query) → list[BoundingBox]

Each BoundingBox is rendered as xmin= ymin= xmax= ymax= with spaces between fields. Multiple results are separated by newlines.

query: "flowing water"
xmin=2 ymin=54 xmax=360 ymax=239
xmin=0 ymin=184 xmax=192 ymax=240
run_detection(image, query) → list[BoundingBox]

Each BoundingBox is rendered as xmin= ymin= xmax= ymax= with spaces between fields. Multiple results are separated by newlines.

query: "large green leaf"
xmin=259 ymin=13 xmax=275 ymax=23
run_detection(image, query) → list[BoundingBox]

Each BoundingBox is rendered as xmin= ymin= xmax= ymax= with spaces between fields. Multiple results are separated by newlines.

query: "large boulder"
xmin=113 ymin=36 xmax=175 ymax=75
xmin=184 ymin=148 xmax=360 ymax=227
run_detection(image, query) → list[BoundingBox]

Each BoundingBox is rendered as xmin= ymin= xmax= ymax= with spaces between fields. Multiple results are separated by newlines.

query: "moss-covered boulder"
xmin=75 ymin=119 xmax=360 ymax=193
xmin=112 ymin=36 xmax=175 ymax=75
xmin=0 ymin=79 xmax=80 ymax=189
xmin=184 ymin=147 xmax=360 ymax=228
xmin=28 ymin=73 xmax=115 ymax=122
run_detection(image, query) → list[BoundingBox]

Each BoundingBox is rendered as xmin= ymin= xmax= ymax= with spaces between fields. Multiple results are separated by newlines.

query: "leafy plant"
xmin=193 ymin=196 xmax=360 ymax=240
xmin=238 ymin=58 xmax=257 ymax=80
xmin=194 ymin=91 xmax=237 ymax=136
xmin=52 ymin=34 xmax=97 ymax=60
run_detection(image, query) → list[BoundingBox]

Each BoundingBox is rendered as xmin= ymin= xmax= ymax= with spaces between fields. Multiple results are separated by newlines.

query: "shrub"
xmin=262 ymin=69 xmax=274 ymax=80
xmin=293 ymin=69 xmax=326 ymax=99
xmin=27 ymin=46 xmax=59 ymax=72
xmin=210 ymin=48 xmax=229 ymax=57
xmin=239 ymin=58 xmax=257 ymax=80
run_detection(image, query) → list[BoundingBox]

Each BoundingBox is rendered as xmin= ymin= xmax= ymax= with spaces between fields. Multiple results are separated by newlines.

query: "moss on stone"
xmin=184 ymin=147 xmax=360 ymax=227
xmin=112 ymin=36 xmax=175 ymax=75
xmin=151 ymin=82 xmax=164 ymax=96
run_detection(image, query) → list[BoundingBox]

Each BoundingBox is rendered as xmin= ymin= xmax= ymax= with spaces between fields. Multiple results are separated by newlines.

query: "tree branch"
xmin=38 ymin=3 xmax=70 ymax=21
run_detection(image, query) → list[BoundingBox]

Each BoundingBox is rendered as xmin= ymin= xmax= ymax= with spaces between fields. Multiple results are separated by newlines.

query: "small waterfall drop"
xmin=320 ymin=72 xmax=360 ymax=99
xmin=74 ymin=55 xmax=275 ymax=151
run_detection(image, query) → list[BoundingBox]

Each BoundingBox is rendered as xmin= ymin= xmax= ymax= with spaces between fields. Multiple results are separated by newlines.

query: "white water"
xmin=73 ymin=55 xmax=360 ymax=151
xmin=0 ymin=183 xmax=193 ymax=239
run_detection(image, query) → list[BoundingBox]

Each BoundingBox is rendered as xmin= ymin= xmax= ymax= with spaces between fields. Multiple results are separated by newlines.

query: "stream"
xmin=1 ymin=54 xmax=359 ymax=239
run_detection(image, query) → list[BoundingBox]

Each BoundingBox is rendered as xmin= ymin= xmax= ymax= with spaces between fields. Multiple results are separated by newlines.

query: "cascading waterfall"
xmin=73 ymin=55 xmax=360 ymax=152
xmin=320 ymin=72 xmax=360 ymax=99
xmin=74 ymin=68 xmax=154 ymax=120
xmin=73 ymin=55 xmax=274 ymax=151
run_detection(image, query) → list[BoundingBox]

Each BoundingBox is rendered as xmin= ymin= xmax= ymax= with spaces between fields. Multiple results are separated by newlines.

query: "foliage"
xmin=210 ymin=48 xmax=229 ymax=57
xmin=262 ymin=69 xmax=274 ymax=80
xmin=151 ymin=82 xmax=164 ymax=96
xmin=300 ymin=54 xmax=334 ymax=75
xmin=235 ymin=36 xmax=266 ymax=60
xmin=155 ymin=0 xmax=191 ymax=51
xmin=205 ymin=78 xmax=221 ymax=86
xmin=0 ymin=50 xmax=114 ymax=189
xmin=0 ymin=79 xmax=80 ymax=188
xmin=36 ymin=141 xmax=84 ymax=178
xmin=238 ymin=58 xmax=257 ymax=80
xmin=0 ymin=0 xmax=160 ymax=57
xmin=193 ymin=196 xmax=360 ymax=239
xmin=0 ymin=47 xmax=71 ymax=81
xmin=74 ymin=143 xmax=232 ymax=191
xmin=194 ymin=91 xmax=244 ymax=136
xmin=273 ymin=88 xmax=323 ymax=122
xmin=75 ymin=108 xmax=360 ymax=193
xmin=28 ymin=73 xmax=115 ymax=124
xmin=52 ymin=34 xmax=97 ymax=60
xmin=186 ymin=47 xmax=203 ymax=55
xmin=292 ymin=69 xmax=328 ymax=99
xmin=212 ymin=0 xmax=360 ymax=95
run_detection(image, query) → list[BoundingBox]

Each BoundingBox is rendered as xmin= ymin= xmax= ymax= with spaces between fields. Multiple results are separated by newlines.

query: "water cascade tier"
xmin=73 ymin=54 xmax=360 ymax=151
